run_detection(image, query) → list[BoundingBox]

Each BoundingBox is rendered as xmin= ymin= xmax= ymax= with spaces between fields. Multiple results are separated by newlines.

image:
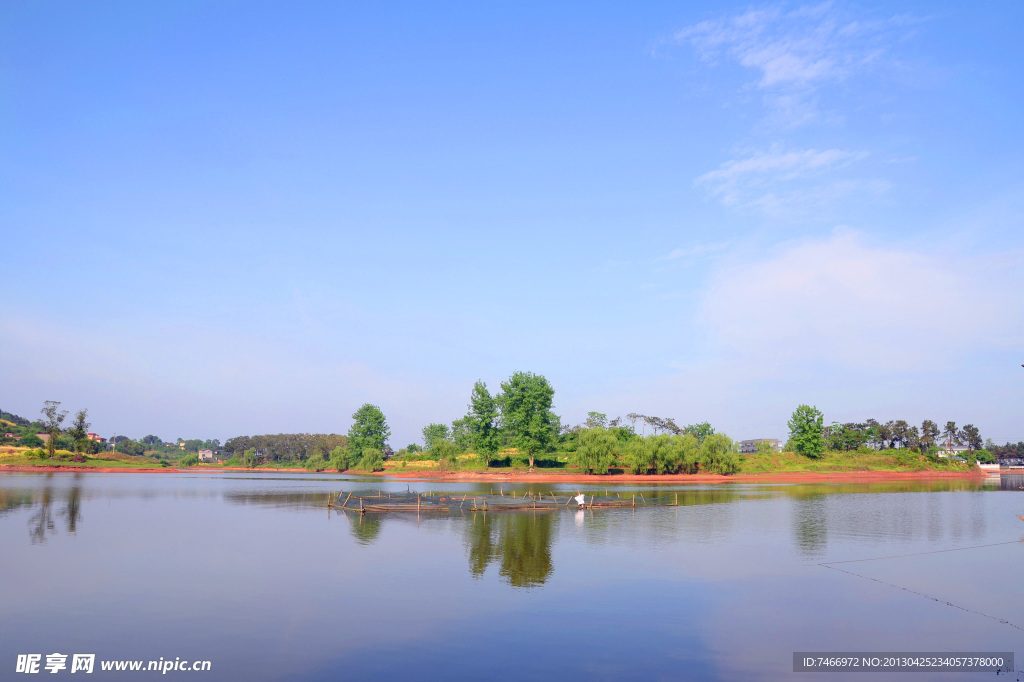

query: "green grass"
xmin=0 ymin=447 xmax=169 ymax=469
xmin=737 ymin=449 xmax=970 ymax=474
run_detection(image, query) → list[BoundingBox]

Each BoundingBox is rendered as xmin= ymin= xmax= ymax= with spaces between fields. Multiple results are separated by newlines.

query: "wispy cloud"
xmin=694 ymin=147 xmax=879 ymax=214
xmin=658 ymin=241 xmax=730 ymax=261
xmin=676 ymin=3 xmax=910 ymax=96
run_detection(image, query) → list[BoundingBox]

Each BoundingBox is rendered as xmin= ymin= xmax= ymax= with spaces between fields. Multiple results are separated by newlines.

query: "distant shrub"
xmin=357 ymin=448 xmax=384 ymax=472
xmin=433 ymin=441 xmax=461 ymax=471
xmin=179 ymin=453 xmax=200 ymax=467
xmin=304 ymin=454 xmax=327 ymax=472
xmin=699 ymin=434 xmax=740 ymax=475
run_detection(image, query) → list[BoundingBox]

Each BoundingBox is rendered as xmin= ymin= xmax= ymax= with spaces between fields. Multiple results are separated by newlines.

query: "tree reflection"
xmin=349 ymin=513 xmax=382 ymax=545
xmin=464 ymin=512 xmax=554 ymax=588
xmin=24 ymin=483 xmax=84 ymax=543
xmin=61 ymin=485 xmax=82 ymax=534
xmin=28 ymin=486 xmax=56 ymax=544
xmin=792 ymin=494 xmax=828 ymax=557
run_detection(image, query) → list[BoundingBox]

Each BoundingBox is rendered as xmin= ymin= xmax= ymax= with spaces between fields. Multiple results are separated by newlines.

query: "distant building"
xmin=178 ymin=442 xmax=187 ymax=450
xmin=198 ymin=449 xmax=216 ymax=461
xmin=739 ymin=438 xmax=781 ymax=454
xmin=86 ymin=433 xmax=107 ymax=443
xmin=938 ymin=445 xmax=969 ymax=458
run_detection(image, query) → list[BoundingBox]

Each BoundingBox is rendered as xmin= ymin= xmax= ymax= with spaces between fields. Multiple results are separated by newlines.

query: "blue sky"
xmin=2 ymin=1 xmax=1022 ymax=447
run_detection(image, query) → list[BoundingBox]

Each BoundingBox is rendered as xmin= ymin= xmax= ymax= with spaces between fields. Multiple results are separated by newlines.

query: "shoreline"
xmin=0 ymin=464 xmax=993 ymax=483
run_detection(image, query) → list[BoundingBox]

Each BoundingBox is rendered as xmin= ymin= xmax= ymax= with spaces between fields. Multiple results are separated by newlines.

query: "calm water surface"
xmin=1 ymin=472 xmax=1022 ymax=681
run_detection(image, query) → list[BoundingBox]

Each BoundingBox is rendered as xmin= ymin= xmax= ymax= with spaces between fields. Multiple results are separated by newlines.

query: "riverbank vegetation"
xmin=6 ymin=383 xmax=1017 ymax=476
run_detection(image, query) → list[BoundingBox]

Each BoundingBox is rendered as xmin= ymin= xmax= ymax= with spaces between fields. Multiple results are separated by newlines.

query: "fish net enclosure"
xmin=328 ymin=489 xmax=680 ymax=514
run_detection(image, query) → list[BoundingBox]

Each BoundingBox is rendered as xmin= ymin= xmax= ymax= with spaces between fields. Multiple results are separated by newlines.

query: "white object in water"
xmin=574 ymin=493 xmax=586 ymax=507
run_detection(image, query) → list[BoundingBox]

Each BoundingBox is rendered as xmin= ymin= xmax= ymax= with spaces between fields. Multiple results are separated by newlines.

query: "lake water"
xmin=1 ymin=472 xmax=1022 ymax=681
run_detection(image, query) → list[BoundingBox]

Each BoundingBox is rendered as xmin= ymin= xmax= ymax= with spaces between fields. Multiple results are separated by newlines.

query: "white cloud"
xmin=699 ymin=232 xmax=1022 ymax=371
xmin=677 ymin=3 xmax=906 ymax=92
xmin=694 ymin=147 xmax=877 ymax=213
xmin=659 ymin=242 xmax=730 ymax=261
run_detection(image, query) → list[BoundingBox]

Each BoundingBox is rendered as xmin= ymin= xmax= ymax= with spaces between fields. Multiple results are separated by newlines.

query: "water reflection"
xmin=350 ymin=513 xmax=383 ymax=545
xmin=464 ymin=512 xmax=555 ymax=588
xmin=25 ymin=484 xmax=83 ymax=544
xmin=792 ymin=494 xmax=828 ymax=558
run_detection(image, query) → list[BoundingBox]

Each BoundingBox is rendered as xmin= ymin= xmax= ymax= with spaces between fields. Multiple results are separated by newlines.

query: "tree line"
xmin=1 ymin=403 xmax=221 ymax=462
xmin=403 ymin=372 xmax=739 ymax=474
xmin=787 ymin=405 xmax=998 ymax=462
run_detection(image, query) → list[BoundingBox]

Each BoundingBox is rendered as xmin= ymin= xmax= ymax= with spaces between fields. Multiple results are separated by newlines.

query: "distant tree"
xmin=450 ymin=415 xmax=473 ymax=450
xmin=825 ymin=422 xmax=846 ymax=451
xmin=348 ymin=404 xmax=391 ymax=458
xmin=39 ymin=401 xmax=69 ymax=458
xmin=890 ymin=420 xmax=911 ymax=449
xmin=571 ymin=427 xmax=616 ymax=474
xmin=179 ymin=453 xmax=199 ymax=467
xmin=906 ymin=425 xmax=921 ymax=451
xmin=699 ymin=433 xmax=740 ymax=474
xmin=141 ymin=435 xmax=162 ymax=446
xmin=661 ymin=417 xmax=683 ymax=436
xmin=328 ymin=445 xmax=354 ymax=471
xmin=499 ymin=371 xmax=558 ymax=470
xmin=21 ymin=433 xmax=44 ymax=448
xmin=788 ymin=405 xmax=825 ymax=459
xmin=626 ymin=413 xmax=642 ymax=434
xmin=357 ymin=447 xmax=385 ymax=472
xmin=242 ymin=448 xmax=258 ymax=468
xmin=585 ymin=412 xmax=608 ymax=429
xmin=115 ymin=439 xmax=145 ymax=456
xmin=304 ymin=453 xmax=327 ymax=472
xmin=755 ymin=439 xmax=776 ymax=457
xmin=406 ymin=443 xmax=422 ymax=453
xmin=67 ymin=409 xmax=90 ymax=455
xmin=467 ymin=380 xmax=500 ymax=466
xmin=684 ymin=421 xmax=716 ymax=445
xmin=958 ymin=424 xmax=982 ymax=457
xmin=878 ymin=421 xmax=895 ymax=449
xmin=422 ymin=423 xmax=450 ymax=451
xmin=942 ymin=421 xmax=959 ymax=453
xmin=433 ymin=440 xmax=461 ymax=471
xmin=918 ymin=420 xmax=939 ymax=452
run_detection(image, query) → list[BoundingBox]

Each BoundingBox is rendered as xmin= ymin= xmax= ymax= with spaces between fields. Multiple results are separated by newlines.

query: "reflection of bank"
xmin=465 ymin=512 xmax=555 ymax=588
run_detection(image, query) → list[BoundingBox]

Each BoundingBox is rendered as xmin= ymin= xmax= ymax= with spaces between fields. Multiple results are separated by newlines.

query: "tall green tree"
xmin=499 ymin=371 xmax=557 ymax=469
xmin=39 ymin=400 xmax=68 ymax=458
xmin=348 ymin=404 xmax=391 ymax=458
xmin=67 ymin=409 xmax=90 ymax=455
xmin=684 ymin=421 xmax=716 ymax=444
xmin=467 ymin=380 xmax=500 ymax=465
xmin=421 ymin=423 xmax=450 ymax=451
xmin=942 ymin=421 xmax=959 ymax=453
xmin=958 ymin=424 xmax=982 ymax=458
xmin=585 ymin=412 xmax=608 ymax=429
xmin=920 ymin=420 xmax=940 ymax=452
xmin=788 ymin=405 xmax=825 ymax=459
